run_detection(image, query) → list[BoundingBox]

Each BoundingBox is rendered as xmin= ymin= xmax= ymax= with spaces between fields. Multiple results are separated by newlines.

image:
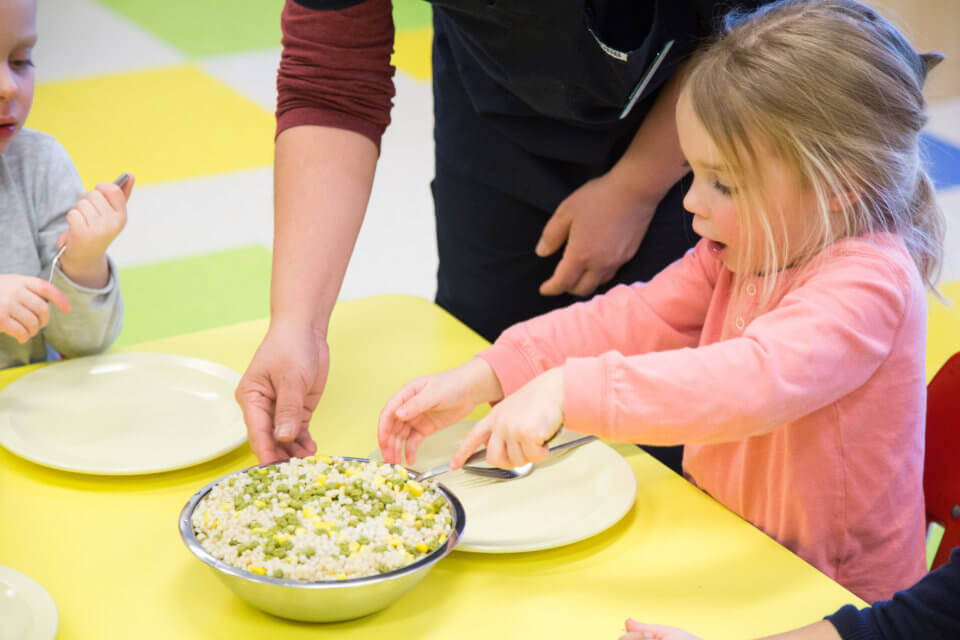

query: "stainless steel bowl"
xmin=178 ymin=457 xmax=466 ymax=622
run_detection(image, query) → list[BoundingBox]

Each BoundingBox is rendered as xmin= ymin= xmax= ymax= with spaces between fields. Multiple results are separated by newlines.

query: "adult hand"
xmin=537 ymin=173 xmax=658 ymax=297
xmin=378 ymin=358 xmax=502 ymax=466
xmin=619 ymin=619 xmax=702 ymax=640
xmin=450 ymin=366 xmax=564 ymax=470
xmin=0 ymin=274 xmax=71 ymax=343
xmin=236 ymin=319 xmax=327 ymax=463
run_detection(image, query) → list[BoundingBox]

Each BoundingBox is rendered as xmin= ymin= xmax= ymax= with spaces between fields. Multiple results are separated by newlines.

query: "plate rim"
xmin=0 ymin=565 xmax=59 ymax=640
xmin=0 ymin=352 xmax=247 ymax=475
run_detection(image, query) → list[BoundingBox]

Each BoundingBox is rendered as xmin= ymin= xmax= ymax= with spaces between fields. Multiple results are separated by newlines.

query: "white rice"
xmin=191 ymin=456 xmax=454 ymax=581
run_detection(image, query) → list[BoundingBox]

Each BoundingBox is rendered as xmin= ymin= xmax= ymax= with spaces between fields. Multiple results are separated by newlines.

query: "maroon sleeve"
xmin=276 ymin=0 xmax=396 ymax=149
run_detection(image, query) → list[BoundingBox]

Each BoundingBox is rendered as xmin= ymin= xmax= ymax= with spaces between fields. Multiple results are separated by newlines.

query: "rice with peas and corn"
xmin=191 ymin=456 xmax=454 ymax=581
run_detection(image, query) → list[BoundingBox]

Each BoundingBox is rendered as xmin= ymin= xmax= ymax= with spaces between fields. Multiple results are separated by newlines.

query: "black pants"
xmin=432 ymin=162 xmax=694 ymax=475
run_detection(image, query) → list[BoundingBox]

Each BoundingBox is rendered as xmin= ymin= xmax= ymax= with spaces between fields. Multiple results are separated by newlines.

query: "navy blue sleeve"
xmin=825 ymin=547 xmax=960 ymax=640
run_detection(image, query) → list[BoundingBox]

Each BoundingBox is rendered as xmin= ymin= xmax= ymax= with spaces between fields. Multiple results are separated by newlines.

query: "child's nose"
xmin=0 ymin=66 xmax=16 ymax=101
xmin=683 ymin=186 xmax=706 ymax=218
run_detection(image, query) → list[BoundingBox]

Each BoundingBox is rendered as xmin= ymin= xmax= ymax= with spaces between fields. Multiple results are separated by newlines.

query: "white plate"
xmin=0 ymin=353 xmax=247 ymax=475
xmin=0 ymin=566 xmax=58 ymax=640
xmin=372 ymin=420 xmax=637 ymax=553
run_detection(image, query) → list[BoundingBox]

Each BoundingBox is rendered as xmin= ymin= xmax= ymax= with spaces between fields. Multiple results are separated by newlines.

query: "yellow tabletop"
xmin=0 ymin=295 xmax=864 ymax=639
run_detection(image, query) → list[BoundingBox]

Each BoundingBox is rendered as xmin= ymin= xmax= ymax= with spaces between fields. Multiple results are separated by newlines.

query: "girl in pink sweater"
xmin=377 ymin=0 xmax=945 ymax=603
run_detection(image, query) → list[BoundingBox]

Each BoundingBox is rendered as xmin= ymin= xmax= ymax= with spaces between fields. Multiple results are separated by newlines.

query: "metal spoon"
xmin=418 ymin=434 xmax=597 ymax=482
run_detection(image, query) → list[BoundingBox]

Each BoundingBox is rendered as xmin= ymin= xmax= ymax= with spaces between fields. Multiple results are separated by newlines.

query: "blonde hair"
xmin=683 ymin=0 xmax=945 ymax=302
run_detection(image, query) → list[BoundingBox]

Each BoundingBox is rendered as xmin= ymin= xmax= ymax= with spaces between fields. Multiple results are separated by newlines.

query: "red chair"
xmin=924 ymin=352 xmax=960 ymax=570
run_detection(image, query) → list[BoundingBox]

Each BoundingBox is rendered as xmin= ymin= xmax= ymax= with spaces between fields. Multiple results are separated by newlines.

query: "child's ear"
xmin=828 ymin=189 xmax=859 ymax=213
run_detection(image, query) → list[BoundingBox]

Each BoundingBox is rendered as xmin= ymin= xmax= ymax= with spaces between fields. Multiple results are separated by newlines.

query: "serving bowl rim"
xmin=178 ymin=456 xmax=466 ymax=589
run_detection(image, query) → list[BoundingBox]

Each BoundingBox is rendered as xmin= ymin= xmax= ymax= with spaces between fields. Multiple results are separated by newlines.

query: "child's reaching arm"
xmin=556 ymin=243 xmax=918 ymax=445
xmin=33 ymin=142 xmax=129 ymax=358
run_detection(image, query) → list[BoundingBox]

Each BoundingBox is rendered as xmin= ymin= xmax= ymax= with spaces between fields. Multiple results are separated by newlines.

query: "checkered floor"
xmin=29 ymin=0 xmax=960 ymax=372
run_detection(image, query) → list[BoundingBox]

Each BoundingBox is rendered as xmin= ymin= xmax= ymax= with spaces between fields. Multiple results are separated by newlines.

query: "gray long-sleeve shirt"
xmin=0 ymin=128 xmax=123 ymax=369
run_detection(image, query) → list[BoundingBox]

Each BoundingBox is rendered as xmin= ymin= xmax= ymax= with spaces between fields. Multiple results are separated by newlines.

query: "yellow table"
xmin=0 ymin=295 xmax=865 ymax=639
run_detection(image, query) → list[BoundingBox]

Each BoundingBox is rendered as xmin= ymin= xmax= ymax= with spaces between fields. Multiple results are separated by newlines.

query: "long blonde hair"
xmin=683 ymin=0 xmax=945 ymax=301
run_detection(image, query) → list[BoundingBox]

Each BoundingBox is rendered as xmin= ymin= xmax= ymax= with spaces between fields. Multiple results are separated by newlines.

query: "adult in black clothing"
xmin=238 ymin=0 xmax=773 ymax=471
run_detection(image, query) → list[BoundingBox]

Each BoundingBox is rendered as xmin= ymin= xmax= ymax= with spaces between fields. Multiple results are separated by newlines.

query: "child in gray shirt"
xmin=1 ymin=0 xmax=128 ymax=368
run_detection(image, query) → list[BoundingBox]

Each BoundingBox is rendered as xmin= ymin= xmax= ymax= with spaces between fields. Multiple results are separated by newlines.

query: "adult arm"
xmin=237 ymin=0 xmax=394 ymax=463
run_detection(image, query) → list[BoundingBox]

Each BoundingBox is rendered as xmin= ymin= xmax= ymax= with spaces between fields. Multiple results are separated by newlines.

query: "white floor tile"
xmin=935 ymin=187 xmax=960 ymax=283
xmin=109 ymin=168 xmax=274 ymax=268
xmin=928 ymin=97 xmax=960 ymax=146
xmin=35 ymin=0 xmax=184 ymax=83
xmin=200 ymin=49 xmax=281 ymax=113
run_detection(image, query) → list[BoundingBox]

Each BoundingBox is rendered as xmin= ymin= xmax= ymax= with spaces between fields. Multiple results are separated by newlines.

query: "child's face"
xmin=676 ymin=92 xmax=816 ymax=274
xmin=0 ymin=0 xmax=36 ymax=156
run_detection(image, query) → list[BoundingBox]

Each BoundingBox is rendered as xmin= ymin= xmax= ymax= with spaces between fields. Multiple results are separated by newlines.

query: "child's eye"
xmin=10 ymin=59 xmax=34 ymax=70
xmin=712 ymin=179 xmax=732 ymax=196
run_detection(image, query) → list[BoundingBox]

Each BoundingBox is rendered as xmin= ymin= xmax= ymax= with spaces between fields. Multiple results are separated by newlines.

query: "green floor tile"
xmin=95 ymin=0 xmax=284 ymax=58
xmin=96 ymin=0 xmax=429 ymax=58
xmin=394 ymin=0 xmax=432 ymax=30
xmin=114 ymin=247 xmax=271 ymax=348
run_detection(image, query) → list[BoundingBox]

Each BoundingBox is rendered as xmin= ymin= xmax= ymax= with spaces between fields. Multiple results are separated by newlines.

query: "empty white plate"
xmin=0 ymin=353 xmax=247 ymax=475
xmin=0 ymin=566 xmax=57 ymax=640
xmin=372 ymin=420 xmax=637 ymax=553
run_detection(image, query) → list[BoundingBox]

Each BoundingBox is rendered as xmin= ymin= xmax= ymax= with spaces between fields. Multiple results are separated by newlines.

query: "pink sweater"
xmin=479 ymin=234 xmax=928 ymax=602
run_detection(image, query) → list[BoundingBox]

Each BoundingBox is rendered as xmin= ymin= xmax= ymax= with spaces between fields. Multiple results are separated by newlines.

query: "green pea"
xmin=273 ymin=569 xmax=285 ymax=579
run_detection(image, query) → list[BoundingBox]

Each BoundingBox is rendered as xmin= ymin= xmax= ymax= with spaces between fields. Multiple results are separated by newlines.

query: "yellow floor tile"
xmin=28 ymin=66 xmax=274 ymax=187
xmin=928 ymin=280 xmax=960 ymax=380
xmin=393 ymin=27 xmax=432 ymax=81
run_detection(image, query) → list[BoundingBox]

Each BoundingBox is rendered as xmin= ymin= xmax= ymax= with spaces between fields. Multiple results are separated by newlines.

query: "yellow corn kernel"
xmin=246 ymin=564 xmax=266 ymax=575
xmin=304 ymin=455 xmax=317 ymax=463
xmin=373 ymin=476 xmax=385 ymax=487
xmin=335 ymin=573 xmax=347 ymax=580
xmin=302 ymin=507 xmax=316 ymax=519
xmin=358 ymin=545 xmax=369 ymax=554
xmin=403 ymin=552 xmax=414 ymax=563
xmin=251 ymin=527 xmax=266 ymax=534
xmin=398 ymin=467 xmax=408 ymax=479
xmin=318 ymin=455 xmax=332 ymax=464
xmin=405 ymin=480 xmax=424 ymax=497
xmin=425 ymin=513 xmax=435 ymax=522
xmin=274 ymin=534 xmax=291 ymax=543
xmin=344 ymin=467 xmax=355 ymax=476
xmin=254 ymin=500 xmax=266 ymax=508
xmin=203 ymin=510 xmax=212 ymax=527
xmin=337 ymin=534 xmax=347 ymax=542
xmin=415 ymin=543 xmax=429 ymax=553
xmin=383 ymin=517 xmax=395 ymax=527
xmin=401 ymin=512 xmax=414 ymax=523
xmin=233 ymin=512 xmax=241 ymax=519
xmin=257 ymin=468 xmax=269 ymax=477
xmin=313 ymin=475 xmax=326 ymax=487
xmin=349 ymin=541 xmax=360 ymax=553
xmin=212 ymin=519 xmax=221 ymax=528
xmin=219 ymin=502 xmax=233 ymax=511
xmin=387 ymin=536 xmax=402 ymax=547
xmin=294 ymin=527 xmax=305 ymax=536
xmin=282 ymin=508 xmax=295 ymax=514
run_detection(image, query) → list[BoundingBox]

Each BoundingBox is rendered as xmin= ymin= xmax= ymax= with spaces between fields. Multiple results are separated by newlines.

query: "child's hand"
xmin=619 ymin=620 xmax=702 ymax=640
xmin=0 ymin=275 xmax=71 ymax=343
xmin=57 ymin=174 xmax=134 ymax=289
xmin=450 ymin=366 xmax=564 ymax=470
xmin=378 ymin=358 xmax=504 ymax=465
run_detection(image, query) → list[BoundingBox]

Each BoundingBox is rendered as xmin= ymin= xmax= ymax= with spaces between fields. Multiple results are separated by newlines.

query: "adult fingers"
xmin=449 ymin=421 xmax=492 ymax=469
xmin=239 ymin=391 xmax=282 ymax=464
xmin=535 ymin=207 xmax=572 ymax=258
xmin=394 ymin=381 xmax=437 ymax=422
xmin=539 ymin=253 xmax=585 ymax=297
xmin=378 ymin=380 xmax=424 ymax=452
xmin=568 ymin=268 xmax=608 ymax=298
xmin=273 ymin=377 xmax=307 ymax=443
